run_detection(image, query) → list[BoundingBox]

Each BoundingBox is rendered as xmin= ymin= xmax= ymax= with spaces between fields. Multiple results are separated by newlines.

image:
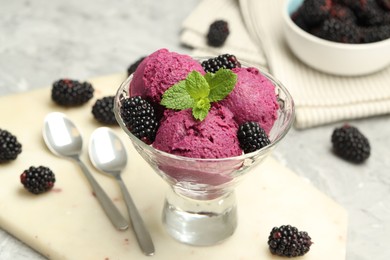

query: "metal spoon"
xmin=89 ymin=127 xmax=155 ymax=256
xmin=42 ymin=112 xmax=128 ymax=231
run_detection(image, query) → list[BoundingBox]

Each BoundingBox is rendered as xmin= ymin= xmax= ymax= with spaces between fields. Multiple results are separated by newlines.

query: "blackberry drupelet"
xmin=120 ymin=96 xmax=158 ymax=144
xmin=127 ymin=56 xmax=145 ymax=76
xmin=20 ymin=166 xmax=56 ymax=194
xmin=206 ymin=20 xmax=230 ymax=47
xmin=92 ymin=96 xmax=117 ymax=125
xmin=331 ymin=124 xmax=370 ymax=163
xmin=237 ymin=122 xmax=270 ymax=154
xmin=201 ymin=54 xmax=241 ymax=74
xmin=268 ymin=225 xmax=313 ymax=257
xmin=0 ymin=128 xmax=22 ymax=163
xmin=51 ymin=79 xmax=94 ymax=106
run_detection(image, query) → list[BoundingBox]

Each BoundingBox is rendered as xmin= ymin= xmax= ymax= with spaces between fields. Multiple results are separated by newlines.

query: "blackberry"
xmin=268 ymin=225 xmax=313 ymax=257
xmin=0 ymin=128 xmax=22 ymax=163
xmin=120 ymin=96 xmax=158 ymax=144
xmin=329 ymin=4 xmax=358 ymax=24
xmin=92 ymin=96 xmax=117 ymax=125
xmin=312 ymin=18 xmax=361 ymax=43
xmin=348 ymin=0 xmax=386 ymax=26
xmin=206 ymin=20 xmax=230 ymax=47
xmin=20 ymin=166 xmax=56 ymax=194
xmin=201 ymin=54 xmax=241 ymax=74
xmin=376 ymin=0 xmax=390 ymax=10
xmin=51 ymin=79 xmax=94 ymax=106
xmin=361 ymin=24 xmax=390 ymax=42
xmin=331 ymin=124 xmax=370 ymax=163
xmin=127 ymin=56 xmax=145 ymax=76
xmin=237 ymin=122 xmax=270 ymax=154
xmin=300 ymin=0 xmax=332 ymax=26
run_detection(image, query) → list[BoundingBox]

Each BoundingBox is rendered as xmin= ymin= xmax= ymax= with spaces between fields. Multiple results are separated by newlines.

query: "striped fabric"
xmin=181 ymin=0 xmax=390 ymax=129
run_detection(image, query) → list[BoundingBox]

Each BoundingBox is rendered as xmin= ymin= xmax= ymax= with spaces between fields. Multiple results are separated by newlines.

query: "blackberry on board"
xmin=237 ymin=122 xmax=270 ymax=154
xmin=201 ymin=54 xmax=241 ymax=74
xmin=268 ymin=225 xmax=313 ymax=257
xmin=20 ymin=166 xmax=56 ymax=194
xmin=331 ymin=124 xmax=370 ymax=163
xmin=206 ymin=20 xmax=230 ymax=47
xmin=120 ymin=96 xmax=158 ymax=144
xmin=0 ymin=128 xmax=22 ymax=163
xmin=92 ymin=96 xmax=118 ymax=125
xmin=51 ymin=79 xmax=94 ymax=106
xmin=127 ymin=56 xmax=145 ymax=76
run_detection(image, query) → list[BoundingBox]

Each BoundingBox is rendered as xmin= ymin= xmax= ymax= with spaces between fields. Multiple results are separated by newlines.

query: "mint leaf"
xmin=186 ymin=71 xmax=210 ymax=99
xmin=192 ymin=98 xmax=211 ymax=121
xmin=205 ymin=69 xmax=237 ymax=102
xmin=161 ymin=80 xmax=194 ymax=110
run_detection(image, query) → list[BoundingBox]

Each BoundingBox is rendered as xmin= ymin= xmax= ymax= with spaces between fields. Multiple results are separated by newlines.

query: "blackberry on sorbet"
xmin=0 ymin=128 xmax=22 ymax=163
xmin=237 ymin=122 xmax=270 ymax=154
xmin=20 ymin=166 xmax=56 ymax=194
xmin=51 ymin=79 xmax=94 ymax=106
xmin=120 ymin=96 xmax=158 ymax=144
xmin=201 ymin=54 xmax=241 ymax=74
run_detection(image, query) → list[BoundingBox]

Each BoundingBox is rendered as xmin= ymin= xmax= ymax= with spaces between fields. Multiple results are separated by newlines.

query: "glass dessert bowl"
xmin=114 ymin=67 xmax=295 ymax=246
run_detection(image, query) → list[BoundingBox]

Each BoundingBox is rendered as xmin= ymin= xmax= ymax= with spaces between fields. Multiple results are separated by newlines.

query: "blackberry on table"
xmin=201 ymin=54 xmax=241 ymax=74
xmin=0 ymin=128 xmax=22 ymax=163
xmin=206 ymin=20 xmax=230 ymax=47
xmin=268 ymin=225 xmax=313 ymax=257
xmin=51 ymin=79 xmax=94 ymax=106
xmin=237 ymin=122 xmax=270 ymax=154
xmin=92 ymin=96 xmax=118 ymax=125
xmin=120 ymin=96 xmax=158 ymax=144
xmin=20 ymin=166 xmax=56 ymax=194
xmin=331 ymin=124 xmax=370 ymax=163
xmin=127 ymin=56 xmax=145 ymax=76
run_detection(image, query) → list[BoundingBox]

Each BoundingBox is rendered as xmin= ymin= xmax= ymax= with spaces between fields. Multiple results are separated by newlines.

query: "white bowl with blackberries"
xmin=282 ymin=0 xmax=390 ymax=76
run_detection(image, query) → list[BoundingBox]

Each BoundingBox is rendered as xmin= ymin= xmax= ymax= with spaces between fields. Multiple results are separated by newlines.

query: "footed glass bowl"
xmin=114 ymin=67 xmax=295 ymax=246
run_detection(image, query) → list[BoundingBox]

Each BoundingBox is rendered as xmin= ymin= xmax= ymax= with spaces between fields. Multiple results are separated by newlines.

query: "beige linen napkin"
xmin=181 ymin=0 xmax=390 ymax=129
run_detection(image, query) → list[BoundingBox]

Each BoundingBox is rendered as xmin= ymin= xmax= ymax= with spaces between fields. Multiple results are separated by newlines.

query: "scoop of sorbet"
xmin=220 ymin=67 xmax=279 ymax=134
xmin=130 ymin=48 xmax=204 ymax=103
xmin=153 ymin=104 xmax=241 ymax=159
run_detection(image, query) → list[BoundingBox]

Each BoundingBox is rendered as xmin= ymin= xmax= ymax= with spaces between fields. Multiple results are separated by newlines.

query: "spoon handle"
xmin=76 ymin=158 xmax=129 ymax=230
xmin=116 ymin=175 xmax=155 ymax=256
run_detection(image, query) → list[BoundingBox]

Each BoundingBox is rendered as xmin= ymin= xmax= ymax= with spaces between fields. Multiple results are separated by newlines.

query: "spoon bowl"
xmin=89 ymin=127 xmax=155 ymax=256
xmin=42 ymin=112 xmax=128 ymax=231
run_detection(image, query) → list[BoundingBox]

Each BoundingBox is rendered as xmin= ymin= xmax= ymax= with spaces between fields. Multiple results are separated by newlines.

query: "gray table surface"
xmin=1 ymin=0 xmax=389 ymax=259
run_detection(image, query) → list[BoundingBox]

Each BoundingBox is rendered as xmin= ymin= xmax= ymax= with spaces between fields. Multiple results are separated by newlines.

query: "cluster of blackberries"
xmin=292 ymin=0 xmax=390 ymax=43
xmin=268 ymin=225 xmax=313 ymax=257
xmin=20 ymin=166 xmax=56 ymax=194
xmin=201 ymin=54 xmax=241 ymax=73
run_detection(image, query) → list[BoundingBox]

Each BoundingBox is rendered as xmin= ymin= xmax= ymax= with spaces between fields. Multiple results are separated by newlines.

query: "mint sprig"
xmin=161 ymin=69 xmax=237 ymax=121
